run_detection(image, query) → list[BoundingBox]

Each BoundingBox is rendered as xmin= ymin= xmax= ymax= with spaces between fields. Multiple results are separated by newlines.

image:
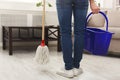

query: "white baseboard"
xmin=0 ymin=41 xmax=57 ymax=48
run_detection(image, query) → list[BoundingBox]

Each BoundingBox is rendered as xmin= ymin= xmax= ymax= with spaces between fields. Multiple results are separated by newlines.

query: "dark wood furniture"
xmin=2 ymin=25 xmax=61 ymax=55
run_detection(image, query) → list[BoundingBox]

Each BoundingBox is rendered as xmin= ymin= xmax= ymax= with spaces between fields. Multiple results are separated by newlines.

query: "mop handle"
xmin=86 ymin=11 xmax=109 ymax=31
xmin=42 ymin=0 xmax=45 ymax=40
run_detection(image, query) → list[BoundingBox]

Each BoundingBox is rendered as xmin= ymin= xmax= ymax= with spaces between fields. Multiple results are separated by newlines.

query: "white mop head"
xmin=34 ymin=45 xmax=49 ymax=64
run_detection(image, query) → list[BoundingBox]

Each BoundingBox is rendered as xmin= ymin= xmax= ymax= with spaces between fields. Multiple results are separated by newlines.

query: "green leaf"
xmin=48 ymin=3 xmax=52 ymax=7
xmin=36 ymin=2 xmax=42 ymax=7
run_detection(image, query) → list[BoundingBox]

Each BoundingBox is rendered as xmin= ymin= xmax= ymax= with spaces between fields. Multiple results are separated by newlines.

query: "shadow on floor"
xmin=84 ymin=51 xmax=120 ymax=58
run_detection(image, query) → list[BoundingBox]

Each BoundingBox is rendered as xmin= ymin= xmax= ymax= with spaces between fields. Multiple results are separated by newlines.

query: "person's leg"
xmin=73 ymin=0 xmax=89 ymax=68
xmin=56 ymin=0 xmax=73 ymax=70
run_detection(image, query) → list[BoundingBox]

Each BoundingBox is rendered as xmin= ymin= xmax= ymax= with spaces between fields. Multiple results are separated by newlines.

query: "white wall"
xmin=0 ymin=0 xmax=115 ymax=11
xmin=0 ymin=0 xmax=56 ymax=11
xmin=102 ymin=0 xmax=114 ymax=9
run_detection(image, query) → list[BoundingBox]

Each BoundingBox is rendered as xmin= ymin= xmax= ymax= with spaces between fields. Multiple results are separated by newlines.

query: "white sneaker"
xmin=56 ymin=68 xmax=74 ymax=78
xmin=73 ymin=68 xmax=83 ymax=76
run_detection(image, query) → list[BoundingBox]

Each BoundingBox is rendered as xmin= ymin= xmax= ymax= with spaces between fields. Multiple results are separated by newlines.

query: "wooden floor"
xmin=0 ymin=47 xmax=120 ymax=80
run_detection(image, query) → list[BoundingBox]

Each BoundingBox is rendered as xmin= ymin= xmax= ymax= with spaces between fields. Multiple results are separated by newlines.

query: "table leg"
xmin=2 ymin=26 xmax=6 ymax=50
xmin=45 ymin=27 xmax=48 ymax=46
xmin=57 ymin=26 xmax=62 ymax=52
xmin=8 ymin=28 xmax=13 ymax=55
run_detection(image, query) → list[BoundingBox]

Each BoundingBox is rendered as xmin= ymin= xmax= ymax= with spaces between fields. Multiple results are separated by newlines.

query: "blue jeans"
xmin=56 ymin=0 xmax=88 ymax=70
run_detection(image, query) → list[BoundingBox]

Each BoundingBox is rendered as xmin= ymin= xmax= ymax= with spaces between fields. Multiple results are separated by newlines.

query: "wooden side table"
xmin=2 ymin=25 xmax=61 ymax=55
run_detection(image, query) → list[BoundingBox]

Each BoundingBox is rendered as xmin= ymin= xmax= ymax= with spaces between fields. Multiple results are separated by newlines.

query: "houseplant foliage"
xmin=36 ymin=1 xmax=52 ymax=7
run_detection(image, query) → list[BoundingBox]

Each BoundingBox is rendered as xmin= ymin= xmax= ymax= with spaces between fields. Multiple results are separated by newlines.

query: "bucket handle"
xmin=86 ymin=11 xmax=108 ymax=31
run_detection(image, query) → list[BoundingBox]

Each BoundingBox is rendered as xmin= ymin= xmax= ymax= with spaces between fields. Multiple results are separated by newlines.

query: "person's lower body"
xmin=56 ymin=0 xmax=88 ymax=78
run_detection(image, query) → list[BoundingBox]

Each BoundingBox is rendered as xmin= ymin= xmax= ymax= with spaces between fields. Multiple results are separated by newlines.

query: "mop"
xmin=34 ymin=0 xmax=49 ymax=64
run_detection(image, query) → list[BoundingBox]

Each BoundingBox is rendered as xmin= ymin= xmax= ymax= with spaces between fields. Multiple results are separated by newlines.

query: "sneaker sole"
xmin=56 ymin=72 xmax=74 ymax=78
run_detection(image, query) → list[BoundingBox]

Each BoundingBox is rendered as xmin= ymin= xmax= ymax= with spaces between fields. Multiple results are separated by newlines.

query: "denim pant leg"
xmin=73 ymin=0 xmax=88 ymax=68
xmin=56 ymin=0 xmax=73 ymax=70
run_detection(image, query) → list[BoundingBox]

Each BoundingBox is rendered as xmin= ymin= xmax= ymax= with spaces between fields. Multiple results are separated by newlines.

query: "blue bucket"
xmin=84 ymin=11 xmax=114 ymax=55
